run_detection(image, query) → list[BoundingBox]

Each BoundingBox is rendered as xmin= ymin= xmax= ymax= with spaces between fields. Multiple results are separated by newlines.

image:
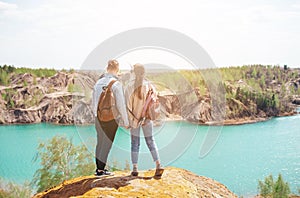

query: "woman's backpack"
xmin=141 ymin=85 xmax=160 ymax=121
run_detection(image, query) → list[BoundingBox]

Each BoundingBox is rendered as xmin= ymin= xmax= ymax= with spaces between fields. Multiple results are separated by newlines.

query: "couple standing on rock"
xmin=92 ymin=59 xmax=164 ymax=177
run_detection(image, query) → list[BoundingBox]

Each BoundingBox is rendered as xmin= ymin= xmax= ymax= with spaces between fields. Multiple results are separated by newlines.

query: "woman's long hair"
xmin=133 ymin=63 xmax=145 ymax=100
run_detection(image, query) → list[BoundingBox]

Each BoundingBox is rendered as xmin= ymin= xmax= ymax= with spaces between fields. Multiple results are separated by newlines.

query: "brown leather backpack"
xmin=97 ymin=80 xmax=118 ymax=122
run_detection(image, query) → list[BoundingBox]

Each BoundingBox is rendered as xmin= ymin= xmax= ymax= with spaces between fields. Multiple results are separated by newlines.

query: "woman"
xmin=125 ymin=63 xmax=164 ymax=177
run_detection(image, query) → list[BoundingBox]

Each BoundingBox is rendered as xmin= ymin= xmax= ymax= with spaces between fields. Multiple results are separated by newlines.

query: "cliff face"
xmin=0 ymin=70 xmax=298 ymax=125
xmin=33 ymin=167 xmax=237 ymax=198
xmin=0 ymin=72 xmax=95 ymax=124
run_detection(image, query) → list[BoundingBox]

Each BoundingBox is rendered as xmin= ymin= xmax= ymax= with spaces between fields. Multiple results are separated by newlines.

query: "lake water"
xmin=0 ymin=112 xmax=299 ymax=197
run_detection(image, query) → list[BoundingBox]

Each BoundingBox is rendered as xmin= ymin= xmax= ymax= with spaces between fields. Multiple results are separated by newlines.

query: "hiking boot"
xmin=94 ymin=169 xmax=114 ymax=177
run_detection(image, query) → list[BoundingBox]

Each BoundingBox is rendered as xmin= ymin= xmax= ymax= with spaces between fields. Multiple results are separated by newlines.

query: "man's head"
xmin=106 ymin=59 xmax=119 ymax=74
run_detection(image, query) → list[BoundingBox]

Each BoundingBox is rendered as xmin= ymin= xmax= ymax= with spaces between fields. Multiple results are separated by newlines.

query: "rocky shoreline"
xmin=174 ymin=112 xmax=296 ymax=126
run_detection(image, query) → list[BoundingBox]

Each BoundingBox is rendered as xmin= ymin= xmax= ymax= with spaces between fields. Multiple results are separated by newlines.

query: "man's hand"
xmin=120 ymin=125 xmax=130 ymax=130
xmin=124 ymin=125 xmax=130 ymax=129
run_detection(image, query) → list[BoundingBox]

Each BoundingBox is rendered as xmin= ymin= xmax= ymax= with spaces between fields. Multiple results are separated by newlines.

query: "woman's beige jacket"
xmin=125 ymin=79 xmax=153 ymax=128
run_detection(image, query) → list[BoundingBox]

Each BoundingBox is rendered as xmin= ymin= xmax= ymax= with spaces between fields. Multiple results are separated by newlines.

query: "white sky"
xmin=0 ymin=0 xmax=300 ymax=69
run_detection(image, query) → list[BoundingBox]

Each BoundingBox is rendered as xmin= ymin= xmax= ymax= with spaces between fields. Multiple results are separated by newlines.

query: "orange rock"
xmin=33 ymin=167 xmax=237 ymax=198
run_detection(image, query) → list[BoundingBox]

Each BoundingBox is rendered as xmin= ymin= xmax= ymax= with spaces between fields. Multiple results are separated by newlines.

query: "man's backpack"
xmin=97 ymin=80 xmax=118 ymax=122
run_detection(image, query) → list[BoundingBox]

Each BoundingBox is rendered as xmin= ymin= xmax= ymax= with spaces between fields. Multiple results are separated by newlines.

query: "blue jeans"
xmin=130 ymin=120 xmax=159 ymax=164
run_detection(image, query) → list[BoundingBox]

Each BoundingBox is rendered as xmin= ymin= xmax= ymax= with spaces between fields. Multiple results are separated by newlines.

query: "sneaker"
xmin=131 ymin=166 xmax=138 ymax=176
xmin=94 ymin=169 xmax=114 ymax=177
xmin=131 ymin=171 xmax=139 ymax=176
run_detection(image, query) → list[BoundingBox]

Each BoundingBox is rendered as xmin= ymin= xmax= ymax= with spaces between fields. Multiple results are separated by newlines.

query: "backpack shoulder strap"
xmin=107 ymin=79 xmax=117 ymax=90
xmin=141 ymin=88 xmax=153 ymax=118
xmin=148 ymin=82 xmax=155 ymax=92
xmin=99 ymin=73 xmax=105 ymax=79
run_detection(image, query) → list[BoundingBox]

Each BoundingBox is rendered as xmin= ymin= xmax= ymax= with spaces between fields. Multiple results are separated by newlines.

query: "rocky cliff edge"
xmin=33 ymin=167 xmax=237 ymax=198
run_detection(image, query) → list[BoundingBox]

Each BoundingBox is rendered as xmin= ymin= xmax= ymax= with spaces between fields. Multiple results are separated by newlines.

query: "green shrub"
xmin=67 ymin=83 xmax=82 ymax=93
xmin=258 ymin=174 xmax=290 ymax=198
xmin=31 ymin=136 xmax=94 ymax=193
xmin=69 ymin=68 xmax=75 ymax=73
xmin=0 ymin=179 xmax=32 ymax=198
xmin=0 ymin=70 xmax=9 ymax=86
xmin=2 ymin=89 xmax=16 ymax=109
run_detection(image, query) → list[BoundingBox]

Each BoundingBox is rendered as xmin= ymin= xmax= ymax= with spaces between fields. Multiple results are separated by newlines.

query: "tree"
xmin=31 ymin=136 xmax=94 ymax=193
xmin=271 ymin=94 xmax=279 ymax=109
xmin=273 ymin=174 xmax=290 ymax=198
xmin=258 ymin=175 xmax=274 ymax=197
xmin=258 ymin=174 xmax=290 ymax=198
xmin=251 ymin=67 xmax=257 ymax=78
xmin=260 ymin=75 xmax=266 ymax=90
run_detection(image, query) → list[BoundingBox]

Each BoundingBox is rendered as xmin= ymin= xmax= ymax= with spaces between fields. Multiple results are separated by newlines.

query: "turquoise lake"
xmin=0 ymin=112 xmax=299 ymax=197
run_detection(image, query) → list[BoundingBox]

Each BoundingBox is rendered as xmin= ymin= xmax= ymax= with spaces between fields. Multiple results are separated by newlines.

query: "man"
xmin=92 ymin=59 xmax=129 ymax=176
